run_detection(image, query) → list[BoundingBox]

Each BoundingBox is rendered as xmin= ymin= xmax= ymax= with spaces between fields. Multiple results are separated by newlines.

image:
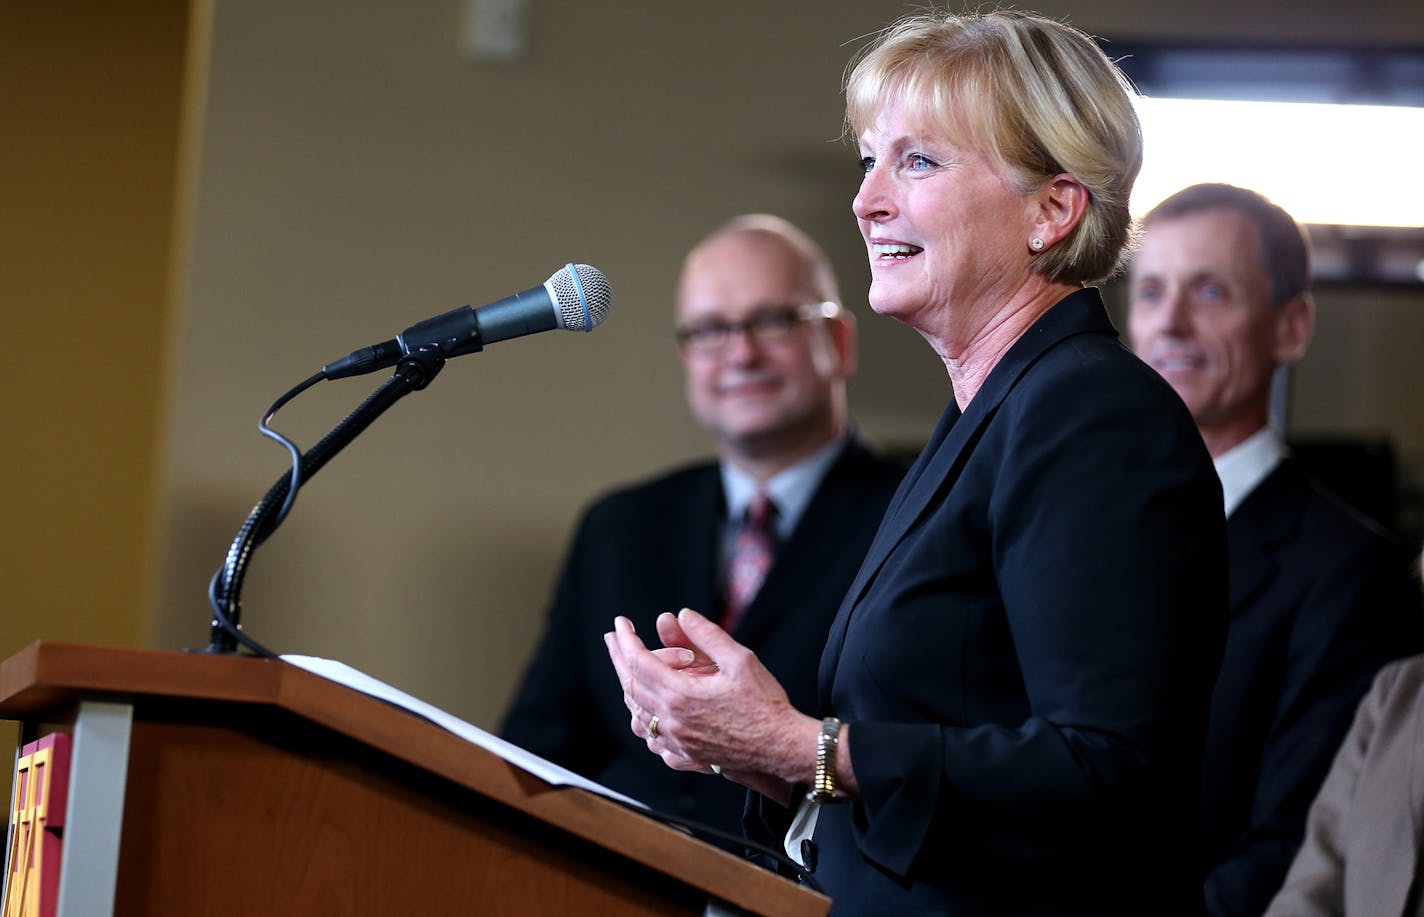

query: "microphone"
xmin=322 ymin=263 xmax=612 ymax=380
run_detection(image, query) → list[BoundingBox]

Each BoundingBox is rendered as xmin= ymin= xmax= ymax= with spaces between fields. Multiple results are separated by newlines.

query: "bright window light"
xmin=1132 ymin=97 xmax=1424 ymax=228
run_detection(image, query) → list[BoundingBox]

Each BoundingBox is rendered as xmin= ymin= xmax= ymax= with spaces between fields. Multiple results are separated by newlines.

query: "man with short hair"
xmin=502 ymin=214 xmax=904 ymax=841
xmin=1128 ymin=183 xmax=1419 ymax=916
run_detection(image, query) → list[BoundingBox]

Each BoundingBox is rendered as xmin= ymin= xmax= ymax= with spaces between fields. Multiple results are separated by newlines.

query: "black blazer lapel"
xmin=733 ymin=439 xmax=899 ymax=644
xmin=737 ymin=443 xmax=846 ymax=642
xmin=1226 ymin=461 xmax=1307 ymax=613
xmin=648 ymin=467 xmax=724 ymax=629
xmin=817 ymin=289 xmax=1118 ymax=700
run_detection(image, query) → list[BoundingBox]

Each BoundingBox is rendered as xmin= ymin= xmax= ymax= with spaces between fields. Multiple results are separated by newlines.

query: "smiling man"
xmin=1129 ymin=183 xmax=1419 ymax=916
xmin=501 ymin=214 xmax=904 ymax=843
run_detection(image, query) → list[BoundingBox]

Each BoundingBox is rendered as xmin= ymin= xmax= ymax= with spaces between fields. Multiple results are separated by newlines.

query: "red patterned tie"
xmin=723 ymin=492 xmax=777 ymax=632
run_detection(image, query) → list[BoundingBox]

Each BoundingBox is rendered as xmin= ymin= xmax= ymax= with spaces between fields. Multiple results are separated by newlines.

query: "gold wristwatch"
xmin=809 ymin=716 xmax=842 ymax=802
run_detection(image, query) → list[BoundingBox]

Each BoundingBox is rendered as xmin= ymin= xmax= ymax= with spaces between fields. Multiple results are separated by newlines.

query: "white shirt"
xmin=1215 ymin=425 xmax=1288 ymax=518
xmin=720 ymin=436 xmax=846 ymax=537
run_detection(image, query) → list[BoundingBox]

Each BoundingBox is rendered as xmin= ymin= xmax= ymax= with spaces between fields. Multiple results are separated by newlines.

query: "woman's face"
xmin=852 ymin=98 xmax=1037 ymax=339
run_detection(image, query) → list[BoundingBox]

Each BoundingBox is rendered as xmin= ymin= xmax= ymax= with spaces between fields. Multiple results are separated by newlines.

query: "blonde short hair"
xmin=846 ymin=10 xmax=1142 ymax=285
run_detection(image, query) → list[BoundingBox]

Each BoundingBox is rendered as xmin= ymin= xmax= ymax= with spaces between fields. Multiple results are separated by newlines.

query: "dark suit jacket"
xmin=753 ymin=289 xmax=1228 ymax=915
xmin=1266 ymin=655 xmax=1424 ymax=917
xmin=1202 ymin=460 xmax=1420 ymax=916
xmin=500 ymin=438 xmax=904 ymax=841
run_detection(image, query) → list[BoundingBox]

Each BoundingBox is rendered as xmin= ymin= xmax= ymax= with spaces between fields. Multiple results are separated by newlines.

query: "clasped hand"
xmin=603 ymin=607 xmax=814 ymax=807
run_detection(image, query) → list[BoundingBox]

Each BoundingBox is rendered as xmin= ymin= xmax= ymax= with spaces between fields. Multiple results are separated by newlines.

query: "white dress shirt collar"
xmin=721 ymin=436 xmax=847 ymax=539
xmin=1215 ymin=425 xmax=1288 ymax=518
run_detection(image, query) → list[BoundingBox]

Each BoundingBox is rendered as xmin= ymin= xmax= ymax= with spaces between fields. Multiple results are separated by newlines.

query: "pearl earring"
xmin=1030 ymin=237 xmax=1045 ymax=251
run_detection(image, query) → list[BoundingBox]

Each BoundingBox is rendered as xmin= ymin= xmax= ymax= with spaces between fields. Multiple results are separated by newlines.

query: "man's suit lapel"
xmin=734 ymin=440 xmax=895 ymax=644
xmin=1225 ymin=462 xmax=1306 ymax=614
xmin=817 ymin=289 xmax=1116 ymax=701
xmin=641 ymin=468 xmax=723 ymax=633
xmin=735 ymin=445 xmax=852 ymax=643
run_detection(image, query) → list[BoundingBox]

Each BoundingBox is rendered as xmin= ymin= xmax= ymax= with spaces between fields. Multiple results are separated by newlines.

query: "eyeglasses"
xmin=675 ymin=301 xmax=842 ymax=355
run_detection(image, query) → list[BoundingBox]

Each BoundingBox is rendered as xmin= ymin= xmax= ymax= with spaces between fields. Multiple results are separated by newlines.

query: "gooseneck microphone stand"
xmin=203 ymin=344 xmax=450 ymax=656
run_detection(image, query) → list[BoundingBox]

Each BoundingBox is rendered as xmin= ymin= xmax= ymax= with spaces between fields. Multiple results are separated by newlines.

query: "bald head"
xmin=679 ymin=215 xmax=842 ymax=308
xmin=675 ymin=215 xmax=856 ymax=479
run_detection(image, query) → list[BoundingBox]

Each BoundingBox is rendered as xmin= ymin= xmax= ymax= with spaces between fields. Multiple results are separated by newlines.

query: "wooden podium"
xmin=0 ymin=642 xmax=829 ymax=916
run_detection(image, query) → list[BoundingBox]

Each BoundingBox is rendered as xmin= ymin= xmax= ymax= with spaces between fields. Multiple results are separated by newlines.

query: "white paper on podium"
xmin=281 ymin=654 xmax=646 ymax=810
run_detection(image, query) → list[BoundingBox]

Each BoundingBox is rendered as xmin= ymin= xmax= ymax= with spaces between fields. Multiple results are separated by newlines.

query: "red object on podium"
xmin=5 ymin=732 xmax=73 ymax=917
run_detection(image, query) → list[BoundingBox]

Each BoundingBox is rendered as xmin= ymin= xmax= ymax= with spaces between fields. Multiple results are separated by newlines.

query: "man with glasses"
xmin=501 ymin=214 xmax=904 ymax=842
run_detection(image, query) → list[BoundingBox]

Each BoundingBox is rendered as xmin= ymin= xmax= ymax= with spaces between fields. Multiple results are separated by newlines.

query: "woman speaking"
xmin=607 ymin=11 xmax=1227 ymax=913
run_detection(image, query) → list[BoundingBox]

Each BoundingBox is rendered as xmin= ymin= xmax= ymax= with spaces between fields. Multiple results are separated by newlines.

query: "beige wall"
xmin=0 ymin=0 xmax=196 ymax=802
xmin=69 ymin=0 xmax=1424 ymax=739
xmin=0 ymin=0 xmax=194 ymax=648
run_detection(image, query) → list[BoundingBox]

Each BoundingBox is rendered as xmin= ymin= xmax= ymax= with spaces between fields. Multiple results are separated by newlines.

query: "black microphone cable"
xmin=204 ymin=368 xmax=328 ymax=658
xmin=259 ymin=369 xmax=326 ymax=528
xmin=206 ymin=358 xmax=431 ymax=656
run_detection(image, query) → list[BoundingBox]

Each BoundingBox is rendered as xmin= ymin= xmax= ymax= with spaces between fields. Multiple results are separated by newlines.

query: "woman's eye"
xmin=1201 ymin=282 xmax=1227 ymax=302
xmin=858 ymin=156 xmax=875 ymax=175
xmin=908 ymin=153 xmax=934 ymax=170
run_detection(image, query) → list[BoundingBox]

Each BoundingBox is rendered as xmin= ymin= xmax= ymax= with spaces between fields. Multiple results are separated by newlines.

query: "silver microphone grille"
xmin=547 ymin=263 xmax=612 ymax=332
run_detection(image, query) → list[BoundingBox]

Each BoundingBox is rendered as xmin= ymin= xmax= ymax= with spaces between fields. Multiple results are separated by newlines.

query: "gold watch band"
xmin=810 ymin=716 xmax=842 ymax=803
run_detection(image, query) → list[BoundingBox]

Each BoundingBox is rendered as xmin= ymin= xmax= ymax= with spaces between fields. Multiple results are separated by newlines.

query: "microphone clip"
xmin=395 ymin=343 xmax=450 ymax=391
xmin=397 ymin=305 xmax=484 ymax=362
